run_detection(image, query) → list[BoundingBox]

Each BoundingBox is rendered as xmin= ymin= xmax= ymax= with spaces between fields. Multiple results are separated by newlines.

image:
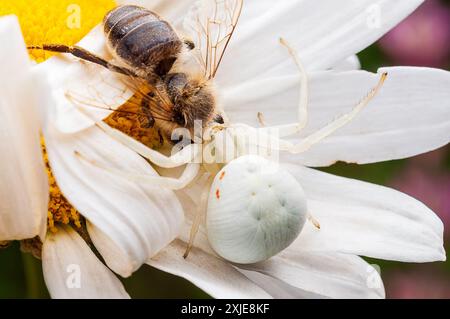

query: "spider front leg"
xmin=238 ymin=71 xmax=388 ymax=155
xmin=288 ymin=72 xmax=388 ymax=154
xmin=76 ymin=150 xmax=200 ymax=190
xmin=279 ymin=38 xmax=309 ymax=136
xmin=138 ymin=99 xmax=155 ymax=129
xmin=255 ymin=38 xmax=309 ymax=139
xmin=72 ymin=101 xmax=200 ymax=168
xmin=183 ymin=175 xmax=215 ymax=259
xmin=96 ymin=120 xmax=201 ymax=168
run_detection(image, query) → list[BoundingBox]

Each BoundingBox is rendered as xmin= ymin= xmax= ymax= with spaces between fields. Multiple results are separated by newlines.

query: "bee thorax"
xmin=166 ymin=74 xmax=217 ymax=128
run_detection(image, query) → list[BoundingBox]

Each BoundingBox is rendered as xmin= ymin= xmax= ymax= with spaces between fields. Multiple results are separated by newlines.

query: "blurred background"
xmin=0 ymin=0 xmax=449 ymax=298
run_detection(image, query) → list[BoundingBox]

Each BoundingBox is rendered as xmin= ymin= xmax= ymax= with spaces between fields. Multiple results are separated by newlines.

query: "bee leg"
xmin=158 ymin=130 xmax=164 ymax=145
xmin=139 ymin=99 xmax=155 ymax=128
xmin=28 ymin=44 xmax=137 ymax=77
xmin=183 ymin=38 xmax=195 ymax=50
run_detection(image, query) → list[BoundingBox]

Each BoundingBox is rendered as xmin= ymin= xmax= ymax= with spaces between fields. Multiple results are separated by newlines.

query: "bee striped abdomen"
xmin=104 ymin=5 xmax=182 ymax=75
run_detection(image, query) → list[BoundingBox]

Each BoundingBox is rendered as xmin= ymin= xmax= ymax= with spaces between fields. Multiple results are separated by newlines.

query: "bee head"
xmin=165 ymin=73 xmax=220 ymax=128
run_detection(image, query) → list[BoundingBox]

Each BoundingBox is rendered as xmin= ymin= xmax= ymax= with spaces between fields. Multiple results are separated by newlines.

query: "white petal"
xmin=119 ymin=0 xmax=196 ymax=27
xmin=207 ymin=0 xmax=423 ymax=87
xmin=33 ymin=26 xmax=133 ymax=134
xmin=148 ymin=240 xmax=271 ymax=299
xmin=237 ymin=268 xmax=328 ymax=299
xmin=224 ymin=67 xmax=450 ymax=165
xmin=177 ymin=186 xmax=383 ymax=299
xmin=43 ymin=123 xmax=184 ymax=278
xmin=174 ymin=175 xmax=383 ymax=299
xmin=284 ymin=164 xmax=446 ymax=262
xmin=332 ymin=55 xmax=361 ymax=71
xmin=0 ymin=16 xmax=48 ymax=241
xmin=42 ymin=226 xmax=129 ymax=299
xmin=238 ymin=250 xmax=385 ymax=299
xmin=175 ymin=185 xmax=217 ymax=256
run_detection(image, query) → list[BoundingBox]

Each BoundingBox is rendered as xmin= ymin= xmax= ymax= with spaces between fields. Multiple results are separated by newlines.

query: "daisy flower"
xmin=1 ymin=0 xmax=449 ymax=299
xmin=0 ymin=0 xmax=183 ymax=298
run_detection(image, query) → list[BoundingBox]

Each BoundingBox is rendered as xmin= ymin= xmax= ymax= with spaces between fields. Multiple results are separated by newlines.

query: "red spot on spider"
xmin=216 ymin=189 xmax=220 ymax=199
xmin=219 ymin=171 xmax=226 ymax=180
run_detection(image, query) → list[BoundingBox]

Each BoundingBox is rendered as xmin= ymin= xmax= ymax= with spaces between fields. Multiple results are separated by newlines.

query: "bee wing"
xmin=65 ymin=62 xmax=174 ymax=126
xmin=184 ymin=0 xmax=243 ymax=79
xmin=64 ymin=63 xmax=134 ymax=118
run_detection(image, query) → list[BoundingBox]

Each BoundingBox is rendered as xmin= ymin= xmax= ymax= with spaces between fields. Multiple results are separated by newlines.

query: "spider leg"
xmin=289 ymin=72 xmax=388 ymax=154
xmin=72 ymin=100 xmax=199 ymax=168
xmin=233 ymin=72 xmax=388 ymax=156
xmin=96 ymin=120 xmax=201 ymax=168
xmin=255 ymin=38 xmax=309 ymax=138
xmin=230 ymin=123 xmax=293 ymax=152
xmin=75 ymin=150 xmax=200 ymax=190
xmin=308 ymin=214 xmax=321 ymax=230
xmin=183 ymin=176 xmax=214 ymax=259
xmin=279 ymin=38 xmax=309 ymax=135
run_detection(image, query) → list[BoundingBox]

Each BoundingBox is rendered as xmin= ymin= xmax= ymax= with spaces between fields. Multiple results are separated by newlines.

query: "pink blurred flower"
xmin=390 ymin=148 xmax=450 ymax=238
xmin=386 ymin=268 xmax=450 ymax=298
xmin=380 ymin=0 xmax=450 ymax=67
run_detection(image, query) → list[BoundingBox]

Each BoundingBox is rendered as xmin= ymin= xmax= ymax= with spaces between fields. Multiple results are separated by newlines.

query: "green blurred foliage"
xmin=0 ymin=243 xmax=208 ymax=299
xmin=122 ymin=266 xmax=209 ymax=299
xmin=358 ymin=44 xmax=388 ymax=72
xmin=0 ymin=242 xmax=48 ymax=298
xmin=0 ymin=243 xmax=26 ymax=298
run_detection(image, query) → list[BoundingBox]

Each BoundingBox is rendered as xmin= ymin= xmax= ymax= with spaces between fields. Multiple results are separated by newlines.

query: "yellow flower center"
xmin=0 ymin=0 xmax=163 ymax=148
xmin=0 ymin=0 xmax=115 ymax=232
xmin=41 ymin=139 xmax=82 ymax=233
xmin=104 ymin=95 xmax=164 ymax=149
xmin=1 ymin=0 xmax=162 ymax=235
xmin=0 ymin=0 xmax=116 ymax=62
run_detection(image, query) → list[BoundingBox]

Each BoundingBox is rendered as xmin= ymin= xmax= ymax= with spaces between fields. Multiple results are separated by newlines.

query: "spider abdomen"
xmin=206 ymin=155 xmax=308 ymax=264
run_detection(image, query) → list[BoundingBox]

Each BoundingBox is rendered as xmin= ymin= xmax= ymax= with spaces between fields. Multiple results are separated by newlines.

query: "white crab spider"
xmin=205 ymin=154 xmax=308 ymax=264
xmin=76 ymin=38 xmax=387 ymax=263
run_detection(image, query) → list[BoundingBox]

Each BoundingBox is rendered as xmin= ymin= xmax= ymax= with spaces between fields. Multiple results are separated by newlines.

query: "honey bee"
xmin=28 ymin=1 xmax=244 ymax=141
